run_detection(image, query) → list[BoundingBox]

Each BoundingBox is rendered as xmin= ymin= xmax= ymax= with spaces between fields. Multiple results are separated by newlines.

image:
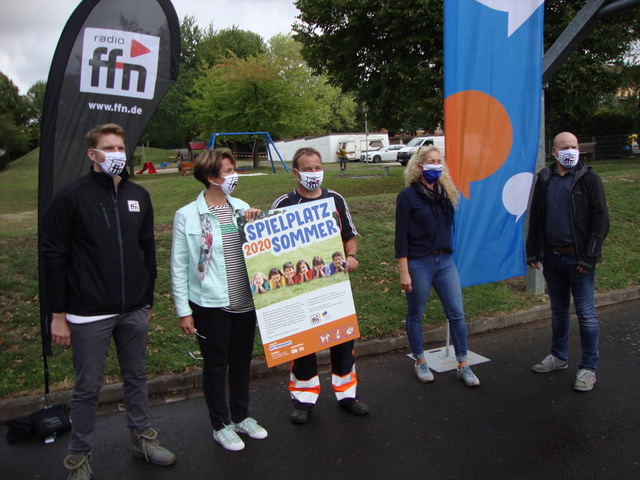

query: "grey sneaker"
xmin=415 ymin=361 xmax=434 ymax=383
xmin=213 ymin=424 xmax=245 ymax=451
xmin=232 ymin=417 xmax=268 ymax=439
xmin=456 ymin=365 xmax=480 ymax=387
xmin=574 ymin=369 xmax=596 ymax=392
xmin=129 ymin=427 xmax=176 ymax=466
xmin=532 ymin=354 xmax=568 ymax=373
xmin=64 ymin=453 xmax=92 ymax=480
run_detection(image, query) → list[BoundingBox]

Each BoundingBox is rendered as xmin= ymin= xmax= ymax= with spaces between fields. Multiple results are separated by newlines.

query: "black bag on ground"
xmin=6 ymin=314 xmax=72 ymax=444
xmin=29 ymin=404 xmax=71 ymax=440
xmin=6 ymin=404 xmax=71 ymax=444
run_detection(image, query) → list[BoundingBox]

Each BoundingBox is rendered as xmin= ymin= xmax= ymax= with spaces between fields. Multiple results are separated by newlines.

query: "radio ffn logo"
xmin=81 ymin=28 xmax=160 ymax=100
xmin=89 ymin=39 xmax=151 ymax=93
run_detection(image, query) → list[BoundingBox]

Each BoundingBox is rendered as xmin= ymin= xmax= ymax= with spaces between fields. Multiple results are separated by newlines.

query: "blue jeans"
xmin=405 ymin=254 xmax=468 ymax=363
xmin=542 ymin=252 xmax=599 ymax=370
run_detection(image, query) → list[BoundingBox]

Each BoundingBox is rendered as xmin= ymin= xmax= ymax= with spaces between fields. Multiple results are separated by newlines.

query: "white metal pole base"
xmin=406 ymin=320 xmax=491 ymax=373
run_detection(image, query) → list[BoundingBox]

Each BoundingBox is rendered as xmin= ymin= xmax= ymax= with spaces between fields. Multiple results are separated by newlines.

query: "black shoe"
xmin=290 ymin=408 xmax=309 ymax=425
xmin=340 ymin=399 xmax=370 ymax=416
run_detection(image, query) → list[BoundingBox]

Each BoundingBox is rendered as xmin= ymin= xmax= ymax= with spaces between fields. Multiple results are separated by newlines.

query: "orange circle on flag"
xmin=444 ymin=90 xmax=513 ymax=198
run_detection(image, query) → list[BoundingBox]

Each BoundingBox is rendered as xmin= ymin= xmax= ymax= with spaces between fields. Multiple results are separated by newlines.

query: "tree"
xmin=0 ymin=72 xmax=27 ymax=124
xmin=24 ymin=80 xmax=46 ymax=146
xmin=189 ymin=35 xmax=358 ymax=167
xmin=189 ymin=52 xmax=301 ymax=163
xmin=268 ymin=34 xmax=357 ymax=134
xmin=142 ymin=19 xmax=269 ymax=149
xmin=0 ymin=113 xmax=29 ymax=167
xmin=293 ymin=0 xmax=640 ymax=136
xmin=294 ymin=0 xmax=443 ymax=133
xmin=0 ymin=72 xmax=29 ymax=165
xmin=197 ymin=26 xmax=265 ymax=66
xmin=543 ymin=1 xmax=640 ymax=137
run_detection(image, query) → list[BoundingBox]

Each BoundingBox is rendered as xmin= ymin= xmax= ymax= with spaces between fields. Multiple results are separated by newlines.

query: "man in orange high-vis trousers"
xmin=271 ymin=147 xmax=370 ymax=425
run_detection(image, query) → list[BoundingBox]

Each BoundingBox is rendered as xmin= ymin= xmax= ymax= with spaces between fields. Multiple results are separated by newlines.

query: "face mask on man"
xmin=295 ymin=170 xmax=324 ymax=191
xmin=93 ymin=149 xmax=126 ymax=177
xmin=556 ymin=148 xmax=579 ymax=168
xmin=421 ymin=164 xmax=443 ymax=183
xmin=211 ymin=172 xmax=239 ymax=195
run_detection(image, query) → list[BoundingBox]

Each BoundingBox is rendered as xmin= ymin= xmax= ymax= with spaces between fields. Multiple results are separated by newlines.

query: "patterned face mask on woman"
xmin=210 ymin=172 xmax=239 ymax=195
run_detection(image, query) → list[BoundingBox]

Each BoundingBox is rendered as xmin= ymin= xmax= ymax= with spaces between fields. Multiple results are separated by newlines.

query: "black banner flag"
xmin=38 ymin=0 xmax=180 ymax=356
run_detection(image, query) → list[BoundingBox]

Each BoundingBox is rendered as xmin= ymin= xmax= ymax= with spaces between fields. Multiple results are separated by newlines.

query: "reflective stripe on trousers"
xmin=289 ymin=373 xmax=321 ymax=404
xmin=289 ymin=366 xmax=358 ymax=404
xmin=289 ymin=341 xmax=357 ymax=405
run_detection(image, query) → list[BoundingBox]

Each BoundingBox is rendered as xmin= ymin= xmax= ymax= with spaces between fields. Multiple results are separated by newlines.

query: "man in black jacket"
xmin=42 ymin=124 xmax=175 ymax=479
xmin=526 ymin=131 xmax=609 ymax=392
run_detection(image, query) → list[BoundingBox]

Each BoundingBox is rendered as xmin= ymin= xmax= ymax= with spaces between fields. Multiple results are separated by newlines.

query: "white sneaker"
xmin=415 ymin=362 xmax=434 ymax=383
xmin=574 ymin=369 xmax=596 ymax=392
xmin=456 ymin=365 xmax=480 ymax=387
xmin=232 ymin=417 xmax=268 ymax=439
xmin=532 ymin=354 xmax=568 ymax=373
xmin=213 ymin=425 xmax=245 ymax=451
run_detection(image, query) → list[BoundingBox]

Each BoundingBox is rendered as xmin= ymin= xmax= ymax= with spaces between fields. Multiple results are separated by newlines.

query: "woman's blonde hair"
xmin=403 ymin=145 xmax=459 ymax=206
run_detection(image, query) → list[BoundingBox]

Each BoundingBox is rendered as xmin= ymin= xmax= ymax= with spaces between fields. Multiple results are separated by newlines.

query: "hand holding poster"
xmin=239 ymin=198 xmax=360 ymax=367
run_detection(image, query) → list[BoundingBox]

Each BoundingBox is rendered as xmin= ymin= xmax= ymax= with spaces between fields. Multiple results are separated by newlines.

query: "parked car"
xmin=360 ymin=144 xmax=404 ymax=163
xmin=396 ymin=136 xmax=445 ymax=166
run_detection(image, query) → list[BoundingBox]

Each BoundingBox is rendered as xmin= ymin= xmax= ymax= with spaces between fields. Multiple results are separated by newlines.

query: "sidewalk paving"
xmin=1 ymin=286 xmax=638 ymax=425
xmin=2 ymin=294 xmax=639 ymax=480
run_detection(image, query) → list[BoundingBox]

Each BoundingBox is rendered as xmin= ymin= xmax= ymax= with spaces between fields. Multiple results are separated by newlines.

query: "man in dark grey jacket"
xmin=42 ymin=124 xmax=175 ymax=479
xmin=526 ymin=131 xmax=609 ymax=392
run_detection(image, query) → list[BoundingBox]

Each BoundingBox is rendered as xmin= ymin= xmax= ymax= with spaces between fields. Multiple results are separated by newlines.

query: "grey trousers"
xmin=67 ymin=309 xmax=150 ymax=454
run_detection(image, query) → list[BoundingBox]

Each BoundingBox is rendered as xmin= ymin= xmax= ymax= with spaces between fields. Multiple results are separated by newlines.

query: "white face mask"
xmin=295 ymin=170 xmax=324 ymax=191
xmin=556 ymin=148 xmax=579 ymax=168
xmin=93 ymin=149 xmax=126 ymax=177
xmin=211 ymin=172 xmax=238 ymax=195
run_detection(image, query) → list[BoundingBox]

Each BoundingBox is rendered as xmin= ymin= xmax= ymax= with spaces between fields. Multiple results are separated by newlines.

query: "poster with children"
xmin=238 ymin=197 xmax=360 ymax=367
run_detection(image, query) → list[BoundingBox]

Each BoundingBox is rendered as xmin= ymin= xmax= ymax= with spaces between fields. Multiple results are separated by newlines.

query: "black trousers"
xmin=191 ymin=302 xmax=257 ymax=430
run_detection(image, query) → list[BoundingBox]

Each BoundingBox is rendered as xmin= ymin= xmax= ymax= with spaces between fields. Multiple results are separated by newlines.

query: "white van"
xmin=396 ymin=136 xmax=445 ymax=166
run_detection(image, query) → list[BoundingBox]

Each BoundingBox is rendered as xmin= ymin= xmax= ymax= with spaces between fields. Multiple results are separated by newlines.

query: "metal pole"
xmin=363 ymin=104 xmax=369 ymax=164
xmin=526 ymin=90 xmax=547 ymax=295
xmin=445 ymin=320 xmax=451 ymax=358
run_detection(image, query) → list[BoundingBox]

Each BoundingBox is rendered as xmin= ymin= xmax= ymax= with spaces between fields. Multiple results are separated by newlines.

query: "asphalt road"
xmin=2 ymin=300 xmax=639 ymax=480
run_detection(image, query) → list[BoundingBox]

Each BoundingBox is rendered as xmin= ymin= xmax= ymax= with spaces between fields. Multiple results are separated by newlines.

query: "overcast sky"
xmin=0 ymin=0 xmax=300 ymax=94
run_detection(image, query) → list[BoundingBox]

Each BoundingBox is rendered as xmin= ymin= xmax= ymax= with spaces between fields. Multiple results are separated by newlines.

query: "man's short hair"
xmin=193 ymin=148 xmax=237 ymax=187
xmin=292 ymin=147 xmax=322 ymax=170
xmin=85 ymin=123 xmax=125 ymax=149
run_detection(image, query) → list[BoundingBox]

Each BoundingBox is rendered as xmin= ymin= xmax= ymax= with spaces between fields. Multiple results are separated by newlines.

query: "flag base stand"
xmin=406 ymin=321 xmax=491 ymax=373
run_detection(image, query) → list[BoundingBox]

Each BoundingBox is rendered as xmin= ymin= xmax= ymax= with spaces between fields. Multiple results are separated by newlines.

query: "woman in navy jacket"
xmin=395 ymin=145 xmax=480 ymax=387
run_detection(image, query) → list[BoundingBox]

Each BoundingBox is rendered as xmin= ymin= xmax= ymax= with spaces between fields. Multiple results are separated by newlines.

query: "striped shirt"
xmin=209 ymin=203 xmax=254 ymax=313
xmin=271 ymin=188 xmax=358 ymax=242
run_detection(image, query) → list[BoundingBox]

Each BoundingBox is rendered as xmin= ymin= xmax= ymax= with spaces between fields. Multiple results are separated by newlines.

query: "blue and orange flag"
xmin=444 ymin=0 xmax=544 ymax=286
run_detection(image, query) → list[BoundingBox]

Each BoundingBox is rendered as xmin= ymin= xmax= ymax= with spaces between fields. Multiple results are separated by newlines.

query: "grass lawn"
xmin=0 ymin=150 xmax=638 ymax=399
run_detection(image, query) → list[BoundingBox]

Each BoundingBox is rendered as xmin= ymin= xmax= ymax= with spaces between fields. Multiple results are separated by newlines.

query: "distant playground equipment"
xmin=206 ymin=132 xmax=289 ymax=173
xmin=136 ymin=162 xmax=157 ymax=174
xmin=177 ymin=132 xmax=288 ymax=176
xmin=177 ymin=142 xmax=204 ymax=176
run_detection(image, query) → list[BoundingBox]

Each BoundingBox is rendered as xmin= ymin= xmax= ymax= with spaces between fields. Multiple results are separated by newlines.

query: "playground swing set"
xmin=177 ymin=132 xmax=288 ymax=176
